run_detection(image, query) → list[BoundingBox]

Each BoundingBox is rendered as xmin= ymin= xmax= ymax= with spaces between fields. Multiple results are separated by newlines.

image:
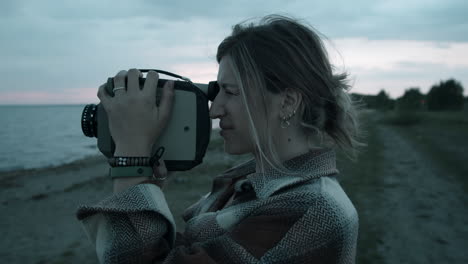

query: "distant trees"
xmin=426 ymin=79 xmax=465 ymax=111
xmin=375 ymin=90 xmax=394 ymax=111
xmin=358 ymin=78 xmax=465 ymax=112
xmin=396 ymin=88 xmax=425 ymax=111
xmin=351 ymin=90 xmax=394 ymax=111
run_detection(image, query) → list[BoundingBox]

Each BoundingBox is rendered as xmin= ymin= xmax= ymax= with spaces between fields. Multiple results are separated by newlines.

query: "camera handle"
xmin=139 ymin=69 xmax=192 ymax=83
xmin=139 ymin=69 xmax=220 ymax=102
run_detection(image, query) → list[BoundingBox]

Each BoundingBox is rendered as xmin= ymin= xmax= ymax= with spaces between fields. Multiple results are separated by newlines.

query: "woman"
xmin=77 ymin=14 xmax=366 ymax=264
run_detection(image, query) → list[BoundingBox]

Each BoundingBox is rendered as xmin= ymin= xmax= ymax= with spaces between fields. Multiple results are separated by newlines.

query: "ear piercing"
xmin=281 ymin=103 xmax=297 ymax=128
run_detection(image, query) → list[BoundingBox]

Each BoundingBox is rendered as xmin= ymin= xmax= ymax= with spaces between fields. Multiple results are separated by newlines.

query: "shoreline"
xmin=0 ymin=154 xmax=106 ymax=181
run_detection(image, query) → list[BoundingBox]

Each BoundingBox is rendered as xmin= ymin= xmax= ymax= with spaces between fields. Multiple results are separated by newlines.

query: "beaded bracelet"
xmin=108 ymin=147 xmax=167 ymax=180
xmin=108 ymin=147 xmax=165 ymax=168
xmin=108 ymin=156 xmax=151 ymax=167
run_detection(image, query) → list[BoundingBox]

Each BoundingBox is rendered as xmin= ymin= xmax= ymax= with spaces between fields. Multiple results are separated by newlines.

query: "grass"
xmin=379 ymin=110 xmax=424 ymax=126
xmin=380 ymin=108 xmax=468 ymax=127
xmin=337 ymin=111 xmax=386 ymax=264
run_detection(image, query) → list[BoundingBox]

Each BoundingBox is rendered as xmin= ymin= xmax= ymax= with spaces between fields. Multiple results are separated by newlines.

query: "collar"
xmin=215 ymin=148 xmax=339 ymax=199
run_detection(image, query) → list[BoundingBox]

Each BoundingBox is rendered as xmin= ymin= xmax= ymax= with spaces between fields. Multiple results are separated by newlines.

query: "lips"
xmin=219 ymin=122 xmax=233 ymax=137
xmin=219 ymin=123 xmax=233 ymax=130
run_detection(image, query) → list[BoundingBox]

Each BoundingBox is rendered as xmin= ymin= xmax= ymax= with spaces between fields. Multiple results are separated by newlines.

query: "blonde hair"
xmin=217 ymin=15 xmax=367 ymax=175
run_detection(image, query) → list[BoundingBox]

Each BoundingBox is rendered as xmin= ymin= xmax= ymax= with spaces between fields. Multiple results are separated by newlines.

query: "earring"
xmin=280 ymin=103 xmax=297 ymax=129
xmin=281 ymin=116 xmax=290 ymax=129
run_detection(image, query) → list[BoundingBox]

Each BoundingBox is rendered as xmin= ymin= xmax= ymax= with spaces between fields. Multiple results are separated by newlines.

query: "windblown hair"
xmin=217 ymin=14 xmax=367 ymax=175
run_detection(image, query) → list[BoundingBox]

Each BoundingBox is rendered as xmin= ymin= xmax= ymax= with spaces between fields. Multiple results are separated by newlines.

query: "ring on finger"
xmin=113 ymin=87 xmax=126 ymax=93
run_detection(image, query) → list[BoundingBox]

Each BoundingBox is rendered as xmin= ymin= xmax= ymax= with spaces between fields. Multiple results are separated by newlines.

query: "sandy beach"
xmin=0 ymin=155 xmax=110 ymax=264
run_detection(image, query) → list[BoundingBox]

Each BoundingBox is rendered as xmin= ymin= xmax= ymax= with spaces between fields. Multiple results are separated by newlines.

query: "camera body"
xmin=81 ymin=70 xmax=219 ymax=171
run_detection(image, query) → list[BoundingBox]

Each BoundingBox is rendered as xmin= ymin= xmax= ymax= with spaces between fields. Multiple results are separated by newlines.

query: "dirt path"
xmin=374 ymin=122 xmax=468 ymax=263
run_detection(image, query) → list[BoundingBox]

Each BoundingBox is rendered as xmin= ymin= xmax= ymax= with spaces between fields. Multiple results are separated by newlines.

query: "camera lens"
xmin=81 ymin=104 xmax=98 ymax=137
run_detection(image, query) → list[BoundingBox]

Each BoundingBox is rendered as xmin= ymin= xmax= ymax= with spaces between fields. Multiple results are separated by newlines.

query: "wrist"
xmin=109 ymin=146 xmax=166 ymax=193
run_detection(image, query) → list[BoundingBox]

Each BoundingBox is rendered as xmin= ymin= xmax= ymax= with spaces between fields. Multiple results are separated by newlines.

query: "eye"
xmin=222 ymin=86 xmax=238 ymax=96
xmin=217 ymin=82 xmax=239 ymax=96
xmin=225 ymin=90 xmax=237 ymax=96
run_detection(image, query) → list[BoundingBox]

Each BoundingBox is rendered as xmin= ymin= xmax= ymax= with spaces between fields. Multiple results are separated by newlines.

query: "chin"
xmin=223 ymin=143 xmax=251 ymax=155
xmin=223 ymin=148 xmax=247 ymax=155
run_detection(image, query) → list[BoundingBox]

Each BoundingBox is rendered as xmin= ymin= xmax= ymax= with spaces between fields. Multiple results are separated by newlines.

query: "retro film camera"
xmin=81 ymin=69 xmax=220 ymax=171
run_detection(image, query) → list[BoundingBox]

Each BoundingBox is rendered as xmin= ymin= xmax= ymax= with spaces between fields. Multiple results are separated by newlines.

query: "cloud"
xmin=1 ymin=0 xmax=467 ymax=104
xmin=1 ymin=12 xmax=224 ymax=92
xmin=347 ymin=62 xmax=468 ymax=99
xmin=328 ymin=38 xmax=468 ymax=70
xmin=3 ymin=0 xmax=467 ymax=40
xmin=290 ymin=0 xmax=468 ymax=42
xmin=325 ymin=38 xmax=468 ymax=98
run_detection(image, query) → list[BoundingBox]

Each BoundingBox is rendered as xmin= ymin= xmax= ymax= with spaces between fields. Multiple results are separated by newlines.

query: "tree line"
xmin=352 ymin=78 xmax=467 ymax=111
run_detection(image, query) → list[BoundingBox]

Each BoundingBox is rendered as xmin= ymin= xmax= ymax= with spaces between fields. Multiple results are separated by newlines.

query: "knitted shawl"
xmin=76 ymin=148 xmax=358 ymax=263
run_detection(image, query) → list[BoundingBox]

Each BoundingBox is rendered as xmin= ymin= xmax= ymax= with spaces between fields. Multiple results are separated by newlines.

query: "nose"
xmin=209 ymin=93 xmax=226 ymax=120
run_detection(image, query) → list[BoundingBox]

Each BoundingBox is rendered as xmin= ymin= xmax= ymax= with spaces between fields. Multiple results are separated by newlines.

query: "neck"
xmin=253 ymin=128 xmax=313 ymax=173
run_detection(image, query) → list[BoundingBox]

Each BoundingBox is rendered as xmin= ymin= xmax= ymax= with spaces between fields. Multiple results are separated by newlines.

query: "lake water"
xmin=0 ymin=105 xmax=219 ymax=173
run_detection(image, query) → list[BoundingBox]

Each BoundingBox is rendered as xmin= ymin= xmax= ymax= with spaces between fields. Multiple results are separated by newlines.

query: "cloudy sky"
xmin=1 ymin=0 xmax=467 ymax=104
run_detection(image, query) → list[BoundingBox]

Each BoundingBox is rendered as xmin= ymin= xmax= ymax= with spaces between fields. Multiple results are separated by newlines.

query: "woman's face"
xmin=209 ymin=56 xmax=258 ymax=155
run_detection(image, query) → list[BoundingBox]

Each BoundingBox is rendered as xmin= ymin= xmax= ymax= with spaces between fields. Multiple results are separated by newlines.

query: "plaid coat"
xmin=76 ymin=148 xmax=358 ymax=263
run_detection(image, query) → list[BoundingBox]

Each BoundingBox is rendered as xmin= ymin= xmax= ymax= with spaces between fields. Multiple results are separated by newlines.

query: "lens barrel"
xmin=81 ymin=104 xmax=98 ymax=137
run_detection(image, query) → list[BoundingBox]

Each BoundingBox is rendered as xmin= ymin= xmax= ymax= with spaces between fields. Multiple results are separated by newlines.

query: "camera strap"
xmin=139 ymin=69 xmax=192 ymax=83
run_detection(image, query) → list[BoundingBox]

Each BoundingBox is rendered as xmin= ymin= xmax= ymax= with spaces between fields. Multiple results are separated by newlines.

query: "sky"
xmin=1 ymin=0 xmax=467 ymax=105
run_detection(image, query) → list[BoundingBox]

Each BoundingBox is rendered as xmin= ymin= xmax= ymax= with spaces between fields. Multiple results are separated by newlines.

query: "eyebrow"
xmin=217 ymin=81 xmax=238 ymax=88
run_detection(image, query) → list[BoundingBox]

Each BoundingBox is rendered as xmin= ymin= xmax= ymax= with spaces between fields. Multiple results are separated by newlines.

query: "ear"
xmin=280 ymin=88 xmax=302 ymax=114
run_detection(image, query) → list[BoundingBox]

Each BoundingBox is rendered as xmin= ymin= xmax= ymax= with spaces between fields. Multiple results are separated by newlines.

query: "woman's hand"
xmin=97 ymin=69 xmax=175 ymax=155
xmin=152 ymin=159 xmax=174 ymax=189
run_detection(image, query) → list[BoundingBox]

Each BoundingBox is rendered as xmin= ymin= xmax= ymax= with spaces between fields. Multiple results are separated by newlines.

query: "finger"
xmin=153 ymin=159 xmax=167 ymax=179
xmin=127 ymin=68 xmax=141 ymax=94
xmin=113 ymin=70 xmax=127 ymax=95
xmin=97 ymin=83 xmax=111 ymax=106
xmin=143 ymin=70 xmax=159 ymax=98
xmin=157 ymin=80 xmax=175 ymax=125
